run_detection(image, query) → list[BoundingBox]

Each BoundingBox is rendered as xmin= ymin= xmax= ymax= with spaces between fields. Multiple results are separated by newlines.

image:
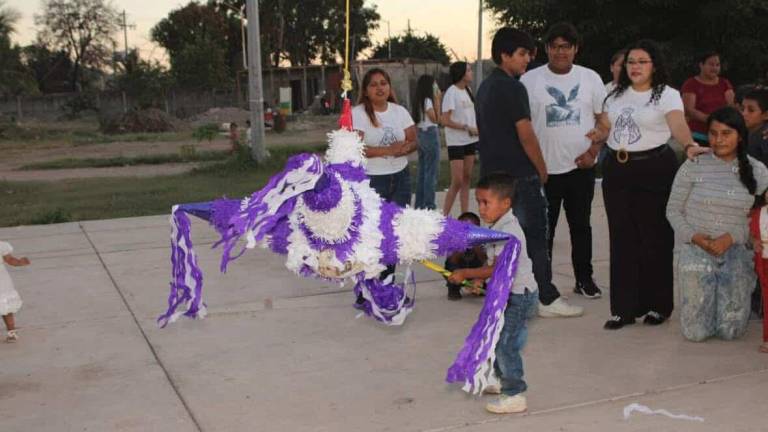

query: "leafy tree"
xmin=21 ymin=44 xmax=74 ymax=93
xmin=0 ymin=0 xmax=19 ymax=37
xmin=114 ymin=50 xmax=171 ymax=108
xmin=35 ymin=0 xmax=119 ymax=91
xmin=171 ymin=37 xmax=231 ymax=89
xmin=152 ymin=0 xmax=380 ymax=87
xmin=0 ymin=1 xmax=37 ymax=97
xmin=484 ymin=0 xmax=768 ymax=85
xmin=151 ymin=0 xmax=242 ymax=82
xmin=370 ymin=29 xmax=451 ymax=64
xmin=203 ymin=0 xmax=379 ymax=67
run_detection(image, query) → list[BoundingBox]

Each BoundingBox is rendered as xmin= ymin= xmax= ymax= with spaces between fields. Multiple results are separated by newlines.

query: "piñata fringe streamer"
xmin=158 ymin=205 xmax=207 ymax=327
xmin=445 ymin=238 xmax=521 ymax=394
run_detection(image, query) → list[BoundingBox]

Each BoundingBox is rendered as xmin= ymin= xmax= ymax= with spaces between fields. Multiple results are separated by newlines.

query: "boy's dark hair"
xmin=457 ymin=212 xmax=481 ymax=225
xmin=744 ymin=86 xmax=768 ymax=112
xmin=491 ymin=27 xmax=535 ymax=65
xmin=544 ymin=22 xmax=580 ymax=47
xmin=476 ymin=172 xmax=517 ymax=204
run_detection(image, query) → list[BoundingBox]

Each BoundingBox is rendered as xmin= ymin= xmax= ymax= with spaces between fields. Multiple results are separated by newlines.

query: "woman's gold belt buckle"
xmin=616 ymin=148 xmax=629 ymax=164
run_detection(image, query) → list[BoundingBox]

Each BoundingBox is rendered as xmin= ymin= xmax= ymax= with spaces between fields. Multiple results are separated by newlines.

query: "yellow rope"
xmin=341 ymin=0 xmax=352 ymax=94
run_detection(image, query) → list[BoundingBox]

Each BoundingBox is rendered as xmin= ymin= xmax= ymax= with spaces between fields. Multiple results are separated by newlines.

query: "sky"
xmin=7 ymin=0 xmax=498 ymax=63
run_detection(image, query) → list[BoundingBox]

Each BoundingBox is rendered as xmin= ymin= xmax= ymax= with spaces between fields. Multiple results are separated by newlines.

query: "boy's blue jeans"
xmin=494 ymin=289 xmax=538 ymax=396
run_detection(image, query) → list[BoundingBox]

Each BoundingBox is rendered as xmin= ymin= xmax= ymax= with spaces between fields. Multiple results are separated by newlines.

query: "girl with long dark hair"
xmin=441 ymin=61 xmax=478 ymax=216
xmin=352 ymin=68 xmax=417 ymax=281
xmin=667 ymin=106 xmax=768 ymax=341
xmin=598 ymin=39 xmax=707 ymax=330
xmin=412 ymin=74 xmax=442 ymax=210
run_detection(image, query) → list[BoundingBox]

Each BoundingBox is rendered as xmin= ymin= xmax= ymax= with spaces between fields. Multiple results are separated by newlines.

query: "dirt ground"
xmin=0 ymin=114 xmax=338 ymax=182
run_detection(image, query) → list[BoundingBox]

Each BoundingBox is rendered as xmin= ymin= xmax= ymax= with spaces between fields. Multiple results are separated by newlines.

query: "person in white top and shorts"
xmin=441 ymin=62 xmax=478 ymax=216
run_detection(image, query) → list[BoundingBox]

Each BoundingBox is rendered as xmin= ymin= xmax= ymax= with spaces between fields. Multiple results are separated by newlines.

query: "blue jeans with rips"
xmin=415 ymin=126 xmax=440 ymax=210
xmin=494 ymin=289 xmax=538 ymax=396
xmin=512 ymin=175 xmax=561 ymax=305
xmin=677 ymin=243 xmax=755 ymax=342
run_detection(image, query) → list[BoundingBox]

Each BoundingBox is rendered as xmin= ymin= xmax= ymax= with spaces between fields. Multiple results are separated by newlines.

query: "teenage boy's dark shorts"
xmin=447 ymin=142 xmax=478 ymax=160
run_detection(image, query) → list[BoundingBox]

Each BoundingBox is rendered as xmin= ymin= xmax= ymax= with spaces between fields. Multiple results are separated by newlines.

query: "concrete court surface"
xmin=1 ymin=187 xmax=767 ymax=432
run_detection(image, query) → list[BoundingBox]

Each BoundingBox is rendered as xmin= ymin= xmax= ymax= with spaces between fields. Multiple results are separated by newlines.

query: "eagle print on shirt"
xmin=545 ymin=84 xmax=581 ymax=127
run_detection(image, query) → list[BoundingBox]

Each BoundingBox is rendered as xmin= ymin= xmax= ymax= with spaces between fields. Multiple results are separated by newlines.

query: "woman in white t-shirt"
xmin=441 ymin=62 xmax=478 ymax=216
xmin=597 ymin=40 xmax=707 ymax=331
xmin=352 ymin=68 xmax=417 ymax=280
xmin=412 ymin=74 xmax=442 ymax=210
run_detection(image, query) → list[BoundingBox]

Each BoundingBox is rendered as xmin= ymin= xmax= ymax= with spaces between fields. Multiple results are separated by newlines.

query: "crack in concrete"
xmin=78 ymin=222 xmax=205 ymax=432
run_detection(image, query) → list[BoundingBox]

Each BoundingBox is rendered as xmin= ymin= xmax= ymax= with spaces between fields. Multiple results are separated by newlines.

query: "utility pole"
xmin=118 ymin=10 xmax=134 ymax=60
xmin=475 ymin=0 xmax=483 ymax=92
xmin=246 ymin=0 xmax=268 ymax=163
xmin=384 ymin=20 xmax=391 ymax=59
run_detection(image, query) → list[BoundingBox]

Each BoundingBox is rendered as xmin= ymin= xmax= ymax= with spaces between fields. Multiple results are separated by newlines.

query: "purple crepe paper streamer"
xmin=210 ymin=198 xmax=242 ymax=237
xmin=352 ymin=274 xmax=414 ymax=323
xmin=302 ymin=173 xmax=341 ymax=212
xmin=326 ymin=163 xmax=367 ymax=182
xmin=218 ymin=153 xmax=323 ymax=271
xmin=379 ymin=202 xmax=402 ymax=265
xmin=157 ymin=207 xmax=205 ymax=327
xmin=445 ymin=237 xmax=521 ymax=392
xmin=266 ymin=216 xmax=292 ymax=255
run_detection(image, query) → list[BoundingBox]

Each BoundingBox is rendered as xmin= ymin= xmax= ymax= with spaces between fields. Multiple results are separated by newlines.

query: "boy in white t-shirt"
xmin=520 ymin=22 xmax=606 ymax=306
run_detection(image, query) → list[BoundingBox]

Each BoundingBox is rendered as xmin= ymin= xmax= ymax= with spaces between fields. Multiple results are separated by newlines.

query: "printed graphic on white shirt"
xmin=379 ymin=126 xmax=398 ymax=147
xmin=612 ymin=107 xmax=642 ymax=146
xmin=545 ymin=84 xmax=581 ymax=127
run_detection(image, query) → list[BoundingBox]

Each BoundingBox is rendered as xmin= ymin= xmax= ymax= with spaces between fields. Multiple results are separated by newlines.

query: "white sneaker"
xmin=538 ymin=297 xmax=584 ymax=318
xmin=485 ymin=394 xmax=527 ymax=414
xmin=483 ymin=384 xmax=501 ymax=395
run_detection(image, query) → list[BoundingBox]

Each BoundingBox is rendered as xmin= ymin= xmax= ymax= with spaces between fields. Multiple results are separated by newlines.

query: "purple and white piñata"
xmin=158 ymin=127 xmax=522 ymax=394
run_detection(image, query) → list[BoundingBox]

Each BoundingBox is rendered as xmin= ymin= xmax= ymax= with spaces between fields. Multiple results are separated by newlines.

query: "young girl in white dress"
xmin=0 ymin=241 xmax=30 ymax=342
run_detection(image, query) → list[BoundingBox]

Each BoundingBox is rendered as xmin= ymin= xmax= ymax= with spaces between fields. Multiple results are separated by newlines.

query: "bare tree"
xmin=35 ymin=0 xmax=118 ymax=91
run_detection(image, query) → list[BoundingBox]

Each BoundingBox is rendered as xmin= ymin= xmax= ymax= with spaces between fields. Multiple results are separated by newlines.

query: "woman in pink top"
xmin=681 ymin=51 xmax=735 ymax=142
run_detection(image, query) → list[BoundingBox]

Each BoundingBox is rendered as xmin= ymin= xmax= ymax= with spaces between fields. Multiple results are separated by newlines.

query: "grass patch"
xmin=70 ymin=130 xmax=190 ymax=146
xmin=0 ymin=120 xmax=191 ymax=147
xmin=0 ymin=144 xmax=326 ymax=227
xmin=19 ymin=150 xmax=230 ymax=170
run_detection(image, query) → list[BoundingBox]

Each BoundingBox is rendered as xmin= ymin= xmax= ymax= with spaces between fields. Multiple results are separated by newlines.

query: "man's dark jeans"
xmin=512 ymin=175 xmax=560 ymax=305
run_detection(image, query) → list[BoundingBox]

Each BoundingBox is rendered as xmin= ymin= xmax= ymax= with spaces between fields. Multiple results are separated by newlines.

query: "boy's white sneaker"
xmin=538 ymin=297 xmax=583 ymax=318
xmin=485 ymin=394 xmax=527 ymax=414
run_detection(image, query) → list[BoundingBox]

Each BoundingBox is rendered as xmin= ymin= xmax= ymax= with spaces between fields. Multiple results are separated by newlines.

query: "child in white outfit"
xmin=0 ymin=241 xmax=30 ymax=342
